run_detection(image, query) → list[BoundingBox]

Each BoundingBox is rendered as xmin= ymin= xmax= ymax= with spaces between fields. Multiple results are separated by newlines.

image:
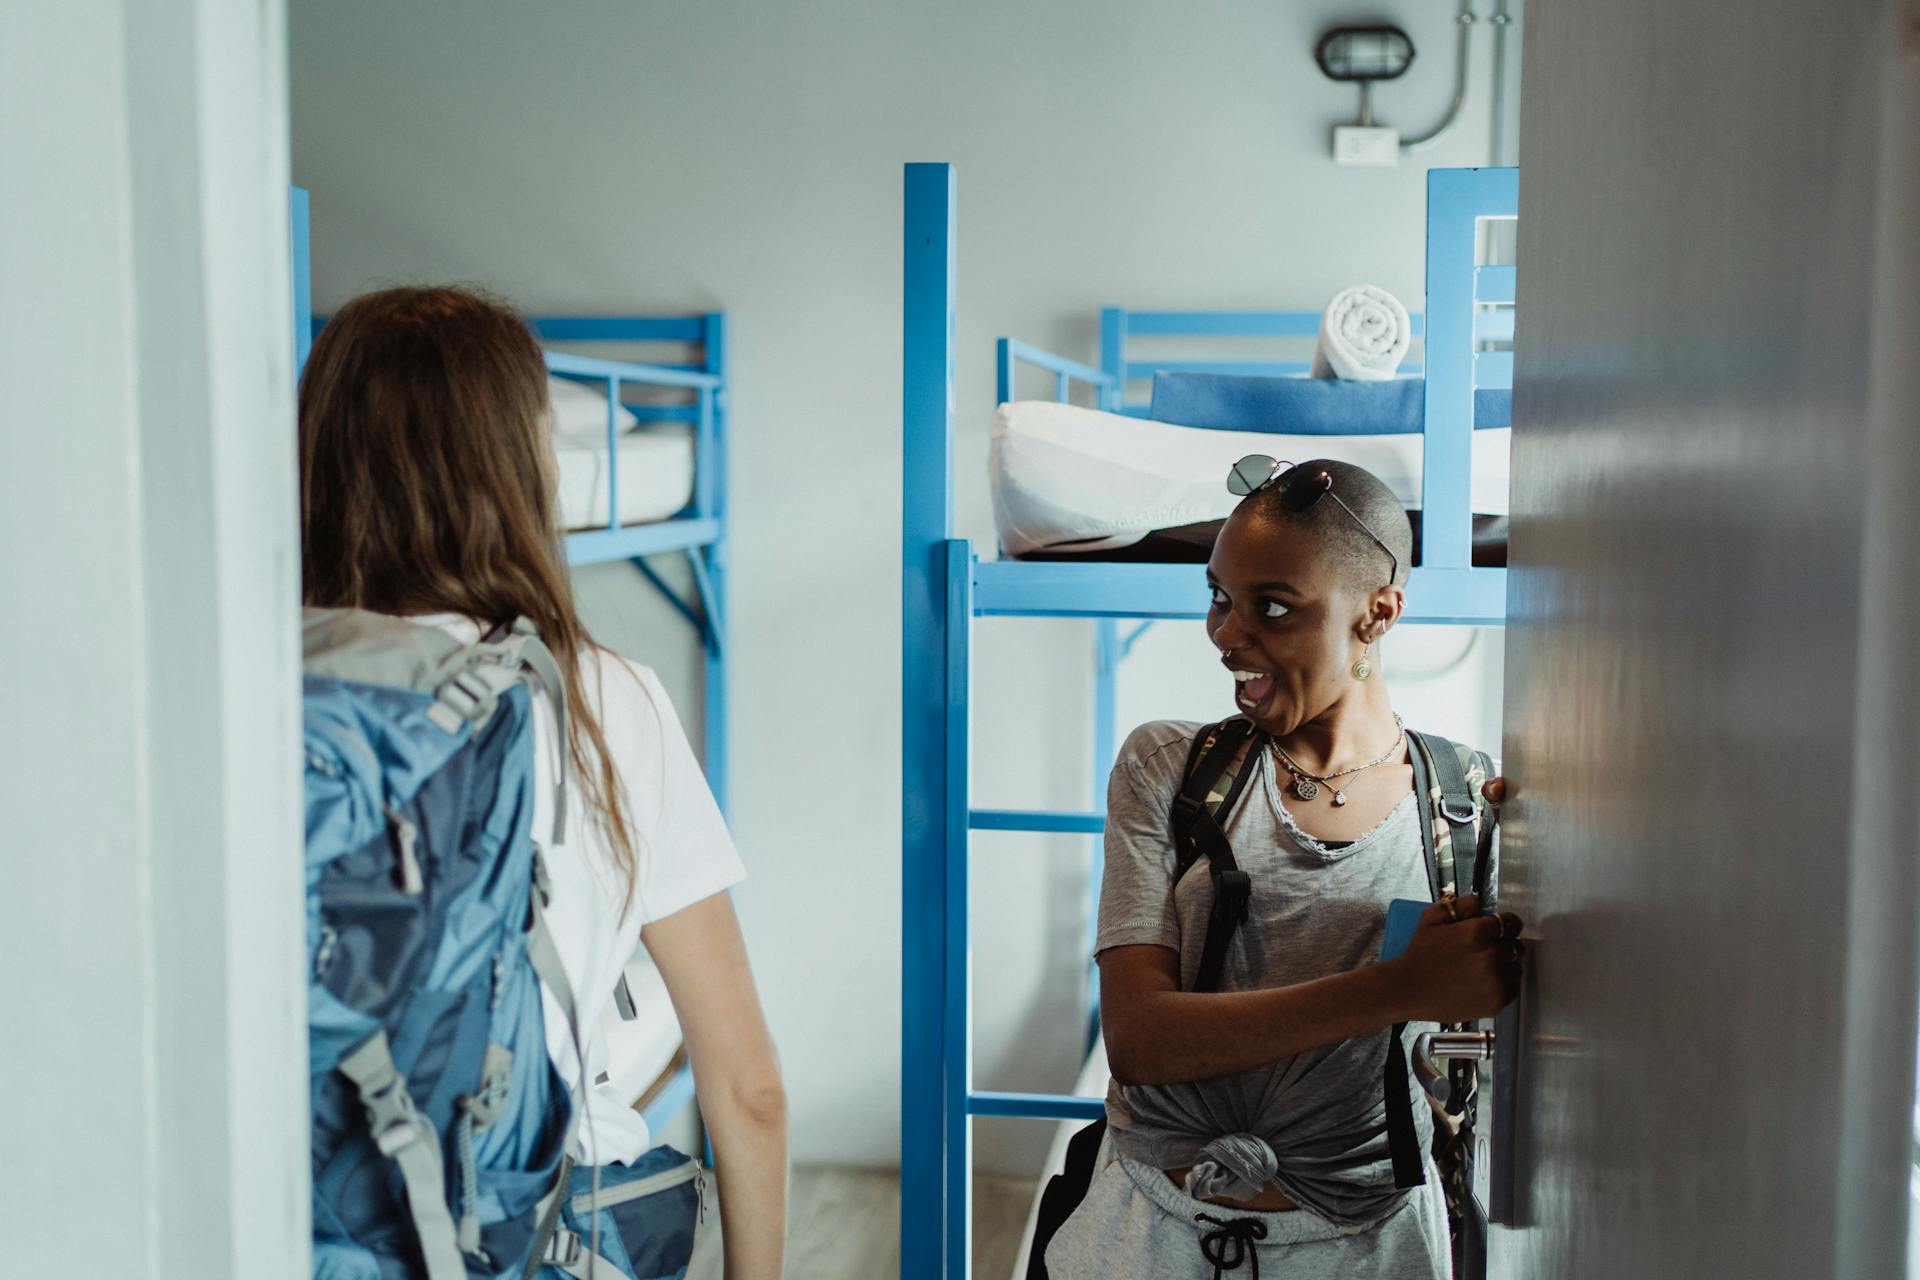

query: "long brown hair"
xmin=299 ymin=285 xmax=640 ymax=900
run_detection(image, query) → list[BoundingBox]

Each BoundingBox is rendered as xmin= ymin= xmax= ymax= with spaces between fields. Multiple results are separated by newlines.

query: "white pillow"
xmin=546 ymin=374 xmax=638 ymax=444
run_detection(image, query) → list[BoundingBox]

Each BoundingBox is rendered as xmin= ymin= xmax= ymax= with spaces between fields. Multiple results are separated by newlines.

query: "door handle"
xmin=1412 ymin=1019 xmax=1519 ymax=1227
xmin=1413 ymin=1028 xmax=1494 ymax=1074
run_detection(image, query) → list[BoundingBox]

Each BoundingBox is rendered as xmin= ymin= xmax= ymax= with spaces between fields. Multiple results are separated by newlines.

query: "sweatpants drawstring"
xmin=1194 ymin=1212 xmax=1266 ymax=1278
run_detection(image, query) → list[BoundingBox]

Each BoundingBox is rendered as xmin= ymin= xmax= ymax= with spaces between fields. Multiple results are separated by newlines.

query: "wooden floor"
xmin=688 ymin=1167 xmax=1036 ymax=1280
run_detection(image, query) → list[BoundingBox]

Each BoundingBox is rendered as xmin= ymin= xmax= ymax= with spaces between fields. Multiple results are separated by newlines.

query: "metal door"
xmin=1494 ymin=1 xmax=1920 ymax=1276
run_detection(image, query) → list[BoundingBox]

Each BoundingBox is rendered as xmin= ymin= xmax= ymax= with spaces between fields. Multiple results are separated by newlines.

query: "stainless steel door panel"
xmin=1497 ymin=2 xmax=1920 ymax=1276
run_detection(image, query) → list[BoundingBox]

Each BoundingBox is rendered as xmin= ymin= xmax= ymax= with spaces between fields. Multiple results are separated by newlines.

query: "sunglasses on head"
xmin=1226 ymin=454 xmax=1400 ymax=588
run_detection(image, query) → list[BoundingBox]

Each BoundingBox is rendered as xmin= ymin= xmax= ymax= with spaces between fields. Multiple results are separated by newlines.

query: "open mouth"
xmin=1231 ymin=669 xmax=1276 ymax=713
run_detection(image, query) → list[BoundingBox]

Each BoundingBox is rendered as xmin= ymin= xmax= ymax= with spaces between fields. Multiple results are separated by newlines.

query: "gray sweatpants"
xmin=1044 ymin=1145 xmax=1451 ymax=1280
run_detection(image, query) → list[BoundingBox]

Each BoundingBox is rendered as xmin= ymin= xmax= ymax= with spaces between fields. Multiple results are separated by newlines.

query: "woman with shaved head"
xmin=1041 ymin=457 xmax=1524 ymax=1280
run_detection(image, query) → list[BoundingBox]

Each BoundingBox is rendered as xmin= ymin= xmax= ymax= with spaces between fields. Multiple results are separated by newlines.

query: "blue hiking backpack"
xmin=304 ymin=609 xmax=585 ymax=1279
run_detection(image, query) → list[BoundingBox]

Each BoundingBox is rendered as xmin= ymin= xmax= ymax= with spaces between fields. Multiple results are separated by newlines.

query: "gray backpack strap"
xmin=337 ymin=1030 xmax=467 ymax=1280
xmin=523 ymin=1155 xmax=576 ymax=1280
xmin=525 ymin=850 xmax=579 ymax=1033
xmin=429 ymin=618 xmax=570 ymax=848
xmin=495 ymin=618 xmax=571 ymax=848
xmin=523 ymin=851 xmax=599 ymax=1277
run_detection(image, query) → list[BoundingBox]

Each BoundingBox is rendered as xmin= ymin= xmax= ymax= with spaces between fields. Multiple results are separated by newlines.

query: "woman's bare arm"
xmin=1100 ymin=895 xmax=1518 ymax=1086
xmin=642 ymin=891 xmax=787 ymax=1280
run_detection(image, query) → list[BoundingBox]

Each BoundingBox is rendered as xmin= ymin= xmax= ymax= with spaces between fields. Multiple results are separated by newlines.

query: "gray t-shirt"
xmin=1097 ymin=720 xmax=1437 ymax=1231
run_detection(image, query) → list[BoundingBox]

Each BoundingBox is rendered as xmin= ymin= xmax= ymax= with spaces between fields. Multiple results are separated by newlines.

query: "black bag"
xmin=1024 ymin=718 xmax=1497 ymax=1280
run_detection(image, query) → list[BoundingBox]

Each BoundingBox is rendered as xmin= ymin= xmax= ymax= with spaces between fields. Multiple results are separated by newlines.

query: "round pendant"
xmin=1332 ymin=790 xmax=1348 ymax=807
xmin=1294 ymin=778 xmax=1320 ymax=801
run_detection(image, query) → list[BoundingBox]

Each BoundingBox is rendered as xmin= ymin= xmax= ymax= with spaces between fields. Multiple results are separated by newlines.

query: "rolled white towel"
xmin=1310 ymin=284 xmax=1412 ymax=381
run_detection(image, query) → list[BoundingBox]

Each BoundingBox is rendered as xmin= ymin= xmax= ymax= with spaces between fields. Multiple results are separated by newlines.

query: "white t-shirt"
xmin=416 ymin=615 xmax=746 ymax=1164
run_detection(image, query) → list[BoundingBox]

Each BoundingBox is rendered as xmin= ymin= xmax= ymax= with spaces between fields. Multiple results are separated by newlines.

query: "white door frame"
xmin=1 ymin=1 xmax=308 ymax=1274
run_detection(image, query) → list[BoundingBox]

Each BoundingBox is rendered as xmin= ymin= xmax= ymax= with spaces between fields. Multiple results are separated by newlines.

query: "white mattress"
xmin=554 ymin=426 xmax=695 ymax=532
xmin=990 ymin=400 xmax=1510 ymax=559
xmin=547 ymin=373 xmax=696 ymax=533
xmin=599 ymin=951 xmax=684 ymax=1105
xmin=1010 ymin=1039 xmax=1111 ymax=1280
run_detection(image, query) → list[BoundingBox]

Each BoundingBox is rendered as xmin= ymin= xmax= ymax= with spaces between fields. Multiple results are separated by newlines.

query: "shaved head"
xmin=1241 ymin=458 xmax=1412 ymax=592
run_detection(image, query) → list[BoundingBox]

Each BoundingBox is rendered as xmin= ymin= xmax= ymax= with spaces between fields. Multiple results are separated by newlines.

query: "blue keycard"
xmin=1379 ymin=898 xmax=1429 ymax=962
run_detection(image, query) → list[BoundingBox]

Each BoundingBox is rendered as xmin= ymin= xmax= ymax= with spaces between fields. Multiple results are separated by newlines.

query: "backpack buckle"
xmin=1439 ymin=798 xmax=1476 ymax=826
xmin=544 ymin=1227 xmax=584 ymax=1266
xmin=363 ymin=1081 xmax=425 ymax=1158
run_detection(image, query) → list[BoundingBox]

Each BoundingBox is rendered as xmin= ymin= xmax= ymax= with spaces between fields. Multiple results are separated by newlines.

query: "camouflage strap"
xmin=1407 ymin=731 xmax=1490 ymax=900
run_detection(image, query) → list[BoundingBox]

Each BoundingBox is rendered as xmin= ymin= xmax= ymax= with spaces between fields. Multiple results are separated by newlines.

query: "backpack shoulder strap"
xmin=1167 ymin=718 xmax=1268 ymax=993
xmin=471 ymin=618 xmax=570 ymax=846
xmin=1389 ymin=729 xmax=1495 ymax=1193
xmin=1169 ymin=718 xmax=1263 ymax=878
xmin=1406 ymin=729 xmax=1485 ymax=901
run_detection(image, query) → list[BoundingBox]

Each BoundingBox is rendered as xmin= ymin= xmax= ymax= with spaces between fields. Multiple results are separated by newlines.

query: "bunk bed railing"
xmin=540 ymin=352 xmax=720 ymax=565
xmin=529 ymin=315 xmax=728 ymax=570
xmin=1100 ymin=307 xmax=1429 ymax=417
xmin=995 ymin=337 xmax=1120 ymax=409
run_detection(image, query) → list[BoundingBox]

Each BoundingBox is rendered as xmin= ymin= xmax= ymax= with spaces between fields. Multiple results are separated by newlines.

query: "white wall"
xmin=2 ymin=0 xmax=306 ymax=1273
xmin=292 ymin=0 xmax=1512 ymax=1173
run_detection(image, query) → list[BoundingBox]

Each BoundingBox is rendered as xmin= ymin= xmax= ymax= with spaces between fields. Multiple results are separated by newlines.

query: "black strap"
xmin=1024 ymin=1119 xmax=1107 ymax=1280
xmin=1385 ymin=734 xmax=1453 ymax=1192
xmin=1168 ymin=719 xmax=1266 ymax=994
xmin=1453 ymin=1189 xmax=1487 ymax=1279
xmin=1383 ymin=1021 xmax=1426 ymax=1190
xmin=1170 ymin=719 xmax=1261 ymax=882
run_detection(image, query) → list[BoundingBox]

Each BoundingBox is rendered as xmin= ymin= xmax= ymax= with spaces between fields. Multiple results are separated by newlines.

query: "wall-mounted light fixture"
xmin=1318 ymin=3 xmax=1489 ymax=166
xmin=1317 ymin=25 xmax=1416 ymax=166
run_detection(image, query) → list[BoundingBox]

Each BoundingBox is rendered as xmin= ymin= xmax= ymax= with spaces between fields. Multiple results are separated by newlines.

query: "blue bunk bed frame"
xmin=289 ymin=190 xmax=725 ymax=1138
xmin=901 ymin=163 xmax=1519 ymax=1278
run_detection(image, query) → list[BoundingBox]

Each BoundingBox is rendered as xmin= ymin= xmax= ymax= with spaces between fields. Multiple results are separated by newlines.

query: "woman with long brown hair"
xmin=300 ymin=285 xmax=786 ymax=1279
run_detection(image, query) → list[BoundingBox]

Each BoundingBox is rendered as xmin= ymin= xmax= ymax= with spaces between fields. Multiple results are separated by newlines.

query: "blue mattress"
xmin=1149 ymin=372 xmax=1511 ymax=435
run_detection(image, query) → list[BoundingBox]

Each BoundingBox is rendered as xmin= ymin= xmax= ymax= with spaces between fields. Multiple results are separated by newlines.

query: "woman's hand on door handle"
xmin=1386 ymin=893 xmax=1526 ymax=1024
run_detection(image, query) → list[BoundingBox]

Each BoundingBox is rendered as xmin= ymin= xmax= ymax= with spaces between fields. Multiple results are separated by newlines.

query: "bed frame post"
xmin=701 ymin=311 xmax=729 ymax=812
xmin=1088 ymin=618 xmax=1120 ymax=1048
xmin=289 ymin=187 xmax=311 ymax=376
xmin=1099 ymin=307 xmax=1126 ymax=413
xmin=902 ymin=161 xmax=965 ymax=1280
xmin=1422 ymin=167 xmax=1518 ymax=573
